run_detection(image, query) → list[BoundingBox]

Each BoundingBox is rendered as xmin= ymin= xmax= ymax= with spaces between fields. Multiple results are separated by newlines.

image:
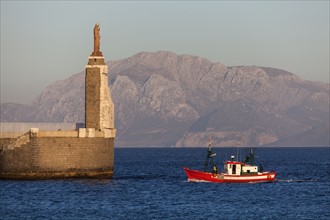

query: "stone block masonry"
xmin=85 ymin=56 xmax=115 ymax=130
xmin=0 ymin=133 xmax=114 ymax=179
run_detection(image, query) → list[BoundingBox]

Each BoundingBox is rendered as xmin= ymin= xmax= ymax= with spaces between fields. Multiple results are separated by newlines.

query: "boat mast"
xmin=204 ymin=136 xmax=216 ymax=172
xmin=250 ymin=148 xmax=255 ymax=165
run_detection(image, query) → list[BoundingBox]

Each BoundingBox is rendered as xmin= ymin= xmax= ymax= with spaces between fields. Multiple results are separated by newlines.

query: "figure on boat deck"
xmin=204 ymin=140 xmax=217 ymax=172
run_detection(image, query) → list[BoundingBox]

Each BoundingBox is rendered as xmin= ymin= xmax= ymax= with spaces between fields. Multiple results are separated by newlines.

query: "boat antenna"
xmin=208 ymin=136 xmax=212 ymax=147
xmin=244 ymin=147 xmax=252 ymax=164
xmin=249 ymin=147 xmax=255 ymax=165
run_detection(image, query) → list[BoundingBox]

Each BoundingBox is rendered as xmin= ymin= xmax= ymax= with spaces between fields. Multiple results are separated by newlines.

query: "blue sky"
xmin=1 ymin=1 xmax=329 ymax=104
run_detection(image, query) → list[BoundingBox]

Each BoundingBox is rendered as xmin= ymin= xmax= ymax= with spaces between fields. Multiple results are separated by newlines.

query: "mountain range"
xmin=1 ymin=51 xmax=329 ymax=147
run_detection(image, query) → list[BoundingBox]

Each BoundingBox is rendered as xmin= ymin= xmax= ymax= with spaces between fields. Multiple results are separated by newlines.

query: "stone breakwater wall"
xmin=0 ymin=128 xmax=115 ymax=179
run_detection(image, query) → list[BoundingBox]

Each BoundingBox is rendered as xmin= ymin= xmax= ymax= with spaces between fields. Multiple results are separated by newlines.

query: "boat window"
xmin=232 ymin=165 xmax=236 ymax=174
xmin=247 ymin=170 xmax=250 ymax=173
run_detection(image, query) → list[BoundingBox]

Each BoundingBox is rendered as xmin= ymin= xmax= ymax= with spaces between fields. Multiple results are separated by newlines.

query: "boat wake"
xmin=115 ymin=174 xmax=177 ymax=181
xmin=187 ymin=179 xmax=212 ymax=183
xmin=277 ymin=179 xmax=319 ymax=183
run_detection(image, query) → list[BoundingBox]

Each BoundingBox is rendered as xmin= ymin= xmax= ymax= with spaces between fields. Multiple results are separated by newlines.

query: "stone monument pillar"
xmin=85 ymin=24 xmax=115 ymax=132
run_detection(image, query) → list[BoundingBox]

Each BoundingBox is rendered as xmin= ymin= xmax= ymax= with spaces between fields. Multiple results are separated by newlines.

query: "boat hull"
xmin=184 ymin=167 xmax=276 ymax=183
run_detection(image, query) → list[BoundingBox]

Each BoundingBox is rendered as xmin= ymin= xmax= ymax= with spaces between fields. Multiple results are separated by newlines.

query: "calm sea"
xmin=1 ymin=147 xmax=329 ymax=220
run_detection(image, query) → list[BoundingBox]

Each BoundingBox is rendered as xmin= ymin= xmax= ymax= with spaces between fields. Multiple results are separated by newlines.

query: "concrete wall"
xmin=0 ymin=136 xmax=114 ymax=179
xmin=0 ymin=123 xmax=85 ymax=138
xmin=0 ymin=123 xmax=84 ymax=132
xmin=0 ymin=132 xmax=26 ymax=138
xmin=0 ymin=129 xmax=115 ymax=139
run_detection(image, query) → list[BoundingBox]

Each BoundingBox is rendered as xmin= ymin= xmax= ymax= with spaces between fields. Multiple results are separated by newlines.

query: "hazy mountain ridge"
xmin=1 ymin=51 xmax=329 ymax=147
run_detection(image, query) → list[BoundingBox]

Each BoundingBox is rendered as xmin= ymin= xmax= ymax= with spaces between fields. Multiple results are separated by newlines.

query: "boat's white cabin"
xmin=224 ymin=160 xmax=259 ymax=175
xmin=224 ymin=161 xmax=242 ymax=175
xmin=242 ymin=164 xmax=258 ymax=174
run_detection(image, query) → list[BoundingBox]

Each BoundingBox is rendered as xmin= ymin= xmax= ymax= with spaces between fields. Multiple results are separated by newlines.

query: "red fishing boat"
xmin=184 ymin=143 xmax=276 ymax=183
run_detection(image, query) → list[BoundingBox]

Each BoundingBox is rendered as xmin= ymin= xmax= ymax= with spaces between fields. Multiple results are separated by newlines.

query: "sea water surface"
xmin=1 ymin=147 xmax=329 ymax=219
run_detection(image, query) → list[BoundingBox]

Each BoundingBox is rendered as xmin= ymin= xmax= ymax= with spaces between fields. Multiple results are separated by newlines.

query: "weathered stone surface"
xmin=1 ymin=51 xmax=329 ymax=147
xmin=0 ymin=136 xmax=114 ymax=179
xmin=85 ymin=57 xmax=114 ymax=130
